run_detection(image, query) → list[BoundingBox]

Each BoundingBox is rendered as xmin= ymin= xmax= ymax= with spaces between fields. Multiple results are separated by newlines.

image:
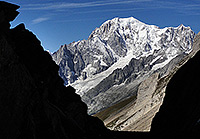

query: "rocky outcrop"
xmin=0 ymin=2 xmax=111 ymax=139
xmin=0 ymin=1 xmax=19 ymax=31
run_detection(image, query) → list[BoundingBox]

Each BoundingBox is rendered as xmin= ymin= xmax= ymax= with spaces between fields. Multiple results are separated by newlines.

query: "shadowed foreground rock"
xmin=0 ymin=1 xmax=199 ymax=138
xmin=151 ymin=33 xmax=200 ymax=137
xmin=0 ymin=2 xmax=111 ymax=139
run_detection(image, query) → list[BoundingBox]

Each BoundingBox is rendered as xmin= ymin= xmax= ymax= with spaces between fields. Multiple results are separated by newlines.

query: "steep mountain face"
xmin=53 ymin=18 xmax=194 ymax=87
xmin=52 ymin=17 xmax=195 ymax=115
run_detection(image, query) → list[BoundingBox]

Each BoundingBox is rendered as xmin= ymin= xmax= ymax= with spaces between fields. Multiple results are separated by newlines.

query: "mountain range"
xmin=1 ymin=1 xmax=200 ymax=138
xmin=52 ymin=17 xmax=195 ymax=116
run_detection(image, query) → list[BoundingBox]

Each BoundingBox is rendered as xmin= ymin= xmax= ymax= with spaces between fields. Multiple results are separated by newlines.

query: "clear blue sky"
xmin=6 ymin=0 xmax=200 ymax=53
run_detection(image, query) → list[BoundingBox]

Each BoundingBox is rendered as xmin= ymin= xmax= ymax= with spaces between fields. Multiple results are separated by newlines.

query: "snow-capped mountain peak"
xmin=52 ymin=17 xmax=195 ymax=111
xmin=89 ymin=17 xmax=148 ymax=40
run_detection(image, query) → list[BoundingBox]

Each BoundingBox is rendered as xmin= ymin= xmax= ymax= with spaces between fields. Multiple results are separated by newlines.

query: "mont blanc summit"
xmin=52 ymin=17 xmax=195 ymax=116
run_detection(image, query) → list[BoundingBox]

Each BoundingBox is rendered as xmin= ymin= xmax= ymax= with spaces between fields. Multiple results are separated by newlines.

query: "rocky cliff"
xmin=0 ymin=2 xmax=111 ymax=139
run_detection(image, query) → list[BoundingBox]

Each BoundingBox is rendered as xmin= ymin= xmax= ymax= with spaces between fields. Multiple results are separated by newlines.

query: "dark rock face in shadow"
xmin=0 ymin=1 xmax=200 ymax=138
xmin=0 ymin=2 xmax=111 ymax=139
xmin=151 ymin=43 xmax=200 ymax=137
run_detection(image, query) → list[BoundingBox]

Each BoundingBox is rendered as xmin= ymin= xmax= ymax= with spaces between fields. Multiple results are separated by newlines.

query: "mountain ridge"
xmin=53 ymin=16 xmax=194 ymax=86
xmin=52 ymin=16 xmax=195 ymax=115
